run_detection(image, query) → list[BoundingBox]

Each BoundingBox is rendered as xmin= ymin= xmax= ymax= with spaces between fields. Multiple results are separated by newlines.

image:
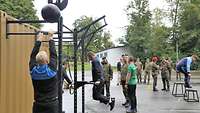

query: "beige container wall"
xmin=0 ymin=11 xmax=37 ymax=113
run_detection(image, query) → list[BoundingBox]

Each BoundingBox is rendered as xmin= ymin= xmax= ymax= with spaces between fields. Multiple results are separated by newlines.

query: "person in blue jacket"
xmin=29 ymin=32 xmax=58 ymax=113
xmin=176 ymin=55 xmax=198 ymax=88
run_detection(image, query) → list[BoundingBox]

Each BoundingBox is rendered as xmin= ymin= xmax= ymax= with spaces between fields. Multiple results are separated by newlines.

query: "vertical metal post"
xmin=6 ymin=19 xmax=9 ymax=39
xmin=173 ymin=0 xmax=179 ymax=62
xmin=73 ymin=29 xmax=78 ymax=113
xmin=58 ymin=16 xmax=63 ymax=113
xmin=81 ymin=40 xmax=85 ymax=113
xmin=176 ymin=39 xmax=179 ymax=61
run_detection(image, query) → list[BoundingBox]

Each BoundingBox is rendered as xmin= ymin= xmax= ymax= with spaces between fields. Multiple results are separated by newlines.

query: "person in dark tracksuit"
xmin=176 ymin=55 xmax=198 ymax=88
xmin=101 ymin=57 xmax=113 ymax=98
xmin=87 ymin=52 xmax=115 ymax=111
xmin=29 ymin=33 xmax=58 ymax=113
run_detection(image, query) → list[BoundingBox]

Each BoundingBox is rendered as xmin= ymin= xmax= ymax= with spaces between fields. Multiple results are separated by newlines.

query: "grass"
xmin=68 ymin=62 xmax=91 ymax=71
xmin=68 ymin=62 xmax=117 ymax=72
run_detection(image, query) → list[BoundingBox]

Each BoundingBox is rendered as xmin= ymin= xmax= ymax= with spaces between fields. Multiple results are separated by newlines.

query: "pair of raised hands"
xmin=37 ymin=31 xmax=55 ymax=41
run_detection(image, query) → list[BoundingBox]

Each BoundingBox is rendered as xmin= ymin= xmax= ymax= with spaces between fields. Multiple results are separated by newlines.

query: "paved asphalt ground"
xmin=62 ymin=71 xmax=200 ymax=113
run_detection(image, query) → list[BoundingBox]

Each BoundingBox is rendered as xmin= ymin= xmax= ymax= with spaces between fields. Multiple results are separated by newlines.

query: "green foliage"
xmin=73 ymin=16 xmax=114 ymax=52
xmin=125 ymin=0 xmax=152 ymax=60
xmin=0 ymin=0 xmax=40 ymax=28
xmin=124 ymin=0 xmax=200 ymax=70
xmin=178 ymin=1 xmax=200 ymax=53
xmin=68 ymin=62 xmax=91 ymax=71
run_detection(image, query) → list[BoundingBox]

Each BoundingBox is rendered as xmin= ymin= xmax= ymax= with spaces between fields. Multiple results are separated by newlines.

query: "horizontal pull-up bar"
xmin=54 ymin=40 xmax=74 ymax=43
xmin=40 ymin=40 xmax=73 ymax=43
xmin=7 ymin=20 xmax=48 ymax=24
xmin=6 ymin=20 xmax=74 ymax=39
xmin=6 ymin=31 xmax=73 ymax=37
xmin=53 ymin=37 xmax=73 ymax=39
xmin=7 ymin=20 xmax=73 ymax=33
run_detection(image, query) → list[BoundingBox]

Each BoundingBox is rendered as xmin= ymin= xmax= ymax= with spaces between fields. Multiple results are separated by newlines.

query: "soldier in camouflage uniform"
xmin=101 ymin=57 xmax=113 ymax=98
xmin=166 ymin=57 xmax=173 ymax=81
xmin=144 ymin=58 xmax=151 ymax=84
xmin=135 ymin=58 xmax=143 ymax=83
xmin=151 ymin=57 xmax=160 ymax=91
xmin=121 ymin=54 xmax=129 ymax=107
xmin=160 ymin=58 xmax=170 ymax=91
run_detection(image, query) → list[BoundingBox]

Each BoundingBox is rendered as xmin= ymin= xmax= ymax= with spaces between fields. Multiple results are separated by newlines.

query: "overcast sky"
xmin=33 ymin=0 xmax=167 ymax=45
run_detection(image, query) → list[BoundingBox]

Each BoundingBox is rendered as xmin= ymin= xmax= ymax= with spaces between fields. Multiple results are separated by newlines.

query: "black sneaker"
xmin=122 ymin=101 xmax=128 ymax=106
xmin=126 ymin=108 xmax=136 ymax=113
xmin=185 ymin=84 xmax=192 ymax=88
xmin=124 ymin=102 xmax=129 ymax=108
xmin=161 ymin=88 xmax=166 ymax=91
xmin=109 ymin=98 xmax=115 ymax=111
xmin=153 ymin=88 xmax=159 ymax=92
xmin=187 ymin=85 xmax=192 ymax=88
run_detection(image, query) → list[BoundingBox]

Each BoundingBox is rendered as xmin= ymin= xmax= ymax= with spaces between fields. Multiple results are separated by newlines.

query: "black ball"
xmin=41 ymin=4 xmax=61 ymax=23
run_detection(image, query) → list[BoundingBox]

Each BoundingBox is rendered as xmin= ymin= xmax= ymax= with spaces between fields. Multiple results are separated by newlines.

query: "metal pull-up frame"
xmin=6 ymin=14 xmax=107 ymax=113
xmin=6 ymin=17 xmax=70 ymax=113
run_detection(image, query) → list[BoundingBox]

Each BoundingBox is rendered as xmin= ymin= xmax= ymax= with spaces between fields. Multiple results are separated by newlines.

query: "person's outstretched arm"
xmin=62 ymin=68 xmax=72 ymax=84
xmin=186 ymin=57 xmax=192 ymax=73
xmin=29 ymin=34 xmax=42 ymax=71
xmin=48 ymin=39 xmax=57 ymax=71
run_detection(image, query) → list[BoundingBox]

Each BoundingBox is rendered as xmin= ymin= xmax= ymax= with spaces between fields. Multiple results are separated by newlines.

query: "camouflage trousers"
xmin=152 ymin=74 xmax=158 ymax=90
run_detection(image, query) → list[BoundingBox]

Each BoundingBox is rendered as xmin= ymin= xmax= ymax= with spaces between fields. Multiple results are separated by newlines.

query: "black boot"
xmin=109 ymin=98 xmax=115 ymax=111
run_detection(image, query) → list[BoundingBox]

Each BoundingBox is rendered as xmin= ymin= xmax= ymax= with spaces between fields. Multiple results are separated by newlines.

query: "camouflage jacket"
xmin=144 ymin=62 xmax=152 ymax=72
xmin=102 ymin=63 xmax=113 ymax=81
xmin=152 ymin=62 xmax=159 ymax=75
xmin=160 ymin=60 xmax=170 ymax=77
xmin=121 ymin=63 xmax=128 ymax=81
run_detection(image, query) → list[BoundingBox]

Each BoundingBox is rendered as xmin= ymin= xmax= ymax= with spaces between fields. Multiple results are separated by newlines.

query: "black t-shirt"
xmin=117 ymin=62 xmax=122 ymax=71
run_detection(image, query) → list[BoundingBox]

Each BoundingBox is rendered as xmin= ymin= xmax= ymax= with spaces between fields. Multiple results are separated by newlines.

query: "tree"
xmin=0 ymin=0 xmax=40 ymax=28
xmin=149 ymin=8 xmax=172 ymax=56
xmin=178 ymin=0 xmax=200 ymax=53
xmin=125 ymin=0 xmax=152 ymax=60
xmin=165 ymin=0 xmax=200 ymax=69
xmin=73 ymin=16 xmax=114 ymax=52
xmin=62 ymin=16 xmax=115 ymax=61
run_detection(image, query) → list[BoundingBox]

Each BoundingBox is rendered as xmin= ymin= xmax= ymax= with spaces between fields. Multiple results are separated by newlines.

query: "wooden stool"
xmin=184 ymin=88 xmax=199 ymax=102
xmin=172 ymin=82 xmax=185 ymax=97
